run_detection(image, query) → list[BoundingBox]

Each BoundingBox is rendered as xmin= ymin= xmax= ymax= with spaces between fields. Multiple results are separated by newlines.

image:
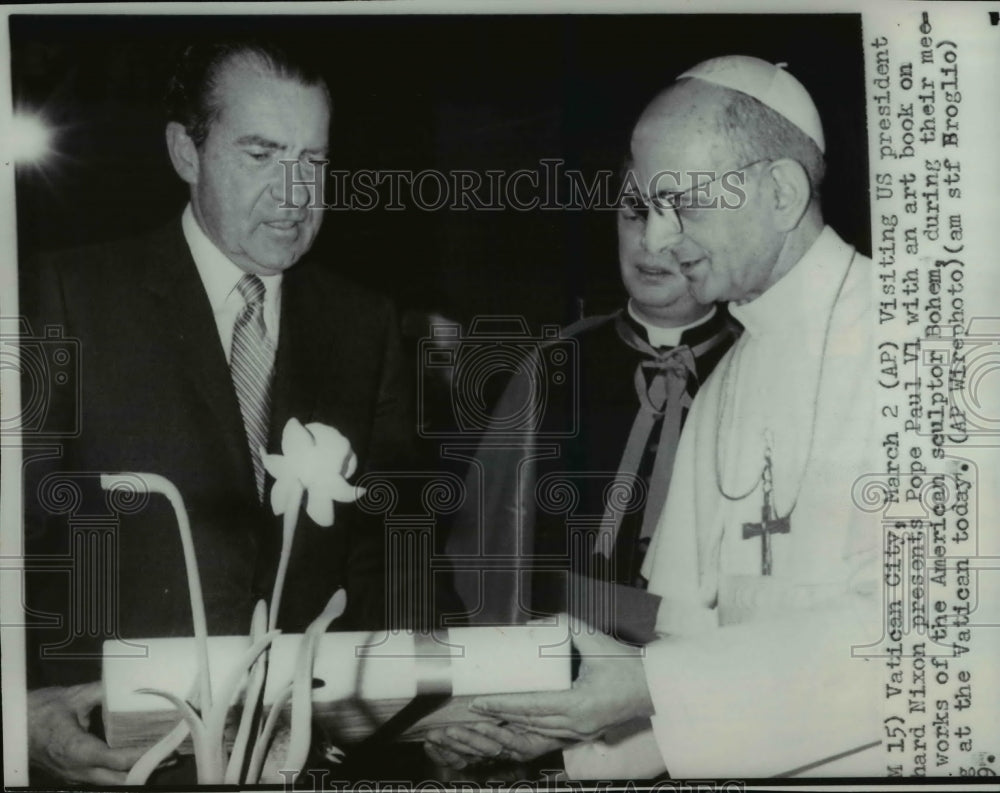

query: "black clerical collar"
xmin=622 ymin=303 xmax=727 ymax=350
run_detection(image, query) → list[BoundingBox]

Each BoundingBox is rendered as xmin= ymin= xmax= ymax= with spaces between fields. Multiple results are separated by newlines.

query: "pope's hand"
xmin=424 ymin=722 xmax=569 ymax=768
xmin=28 ymin=682 xmax=146 ymax=785
xmin=469 ymin=619 xmax=654 ymax=742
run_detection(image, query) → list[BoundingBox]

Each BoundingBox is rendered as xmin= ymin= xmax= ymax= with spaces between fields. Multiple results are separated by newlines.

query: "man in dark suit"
xmin=22 ymin=40 xmax=411 ymax=785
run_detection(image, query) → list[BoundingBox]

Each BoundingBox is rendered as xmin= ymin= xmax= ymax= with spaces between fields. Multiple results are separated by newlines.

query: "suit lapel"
xmin=269 ymin=259 xmax=351 ymax=447
xmin=139 ymin=220 xmax=258 ymax=501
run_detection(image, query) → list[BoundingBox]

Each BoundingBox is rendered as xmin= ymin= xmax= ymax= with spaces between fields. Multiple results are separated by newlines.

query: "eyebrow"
xmin=234 ymin=135 xmax=283 ymax=150
xmin=233 ymin=135 xmax=328 ymax=157
xmin=653 ymin=178 xmax=711 ymax=204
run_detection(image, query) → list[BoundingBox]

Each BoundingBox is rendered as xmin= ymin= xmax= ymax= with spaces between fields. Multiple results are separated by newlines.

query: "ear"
xmin=764 ymin=159 xmax=812 ymax=232
xmin=165 ymin=121 xmax=200 ymax=185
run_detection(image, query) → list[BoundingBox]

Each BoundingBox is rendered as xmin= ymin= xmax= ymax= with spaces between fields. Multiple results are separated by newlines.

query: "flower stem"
xmin=268 ymin=486 xmax=302 ymax=632
xmin=102 ymin=474 xmax=212 ymax=711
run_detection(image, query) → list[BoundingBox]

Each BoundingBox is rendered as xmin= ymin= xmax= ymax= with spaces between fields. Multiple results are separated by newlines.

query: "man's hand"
xmin=469 ymin=620 xmax=654 ymax=742
xmin=424 ymin=722 xmax=569 ymax=769
xmin=28 ymin=681 xmax=146 ymax=785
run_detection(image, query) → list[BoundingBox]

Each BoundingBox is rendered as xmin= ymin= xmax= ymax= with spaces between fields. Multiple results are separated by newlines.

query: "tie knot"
xmin=649 ymin=344 xmax=696 ymax=379
xmin=236 ymin=273 xmax=266 ymax=308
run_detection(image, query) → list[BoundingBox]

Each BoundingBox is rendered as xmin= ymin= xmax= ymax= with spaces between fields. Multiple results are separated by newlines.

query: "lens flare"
xmin=9 ymin=113 xmax=52 ymax=164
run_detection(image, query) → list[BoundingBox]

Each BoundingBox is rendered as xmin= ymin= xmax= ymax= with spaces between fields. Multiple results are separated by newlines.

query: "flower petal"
xmin=270 ymin=477 xmax=288 ymax=516
xmin=304 ymin=422 xmax=350 ymax=454
xmin=326 ymin=478 xmax=362 ymax=504
xmin=281 ymin=417 xmax=312 ymax=459
xmin=261 ymin=452 xmax=288 ymax=480
xmin=304 ymin=491 xmax=334 ymax=527
xmin=270 ymin=478 xmax=303 ymax=518
xmin=300 ymin=456 xmax=341 ymax=491
xmin=272 ymin=419 xmax=363 ymax=526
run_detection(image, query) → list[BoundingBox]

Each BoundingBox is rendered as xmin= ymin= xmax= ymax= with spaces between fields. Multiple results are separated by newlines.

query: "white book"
xmin=103 ymin=624 xmax=572 ymax=751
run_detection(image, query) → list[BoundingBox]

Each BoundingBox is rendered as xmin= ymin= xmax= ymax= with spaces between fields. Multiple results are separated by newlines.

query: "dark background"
xmin=13 ymin=13 xmax=869 ymax=328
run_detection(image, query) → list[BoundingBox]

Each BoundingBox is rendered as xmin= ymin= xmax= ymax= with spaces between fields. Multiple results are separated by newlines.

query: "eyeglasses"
xmin=621 ymin=158 xmax=773 ymax=231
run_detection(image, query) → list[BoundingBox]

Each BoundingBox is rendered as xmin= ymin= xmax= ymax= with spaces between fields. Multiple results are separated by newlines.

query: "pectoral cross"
xmin=741 ymin=445 xmax=790 ymax=576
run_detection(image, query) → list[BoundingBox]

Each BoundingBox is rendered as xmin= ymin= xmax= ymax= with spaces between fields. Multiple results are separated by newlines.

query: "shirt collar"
xmin=729 ymin=226 xmax=853 ymax=338
xmin=181 ymin=204 xmax=282 ymax=311
xmin=627 ymin=300 xmax=717 ymax=348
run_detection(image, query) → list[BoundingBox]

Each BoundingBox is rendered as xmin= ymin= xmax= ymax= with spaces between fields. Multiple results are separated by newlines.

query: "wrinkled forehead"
xmin=213 ymin=54 xmax=332 ymax=120
xmin=629 ymin=80 xmax=737 ymax=192
xmin=211 ymin=59 xmax=331 ymax=146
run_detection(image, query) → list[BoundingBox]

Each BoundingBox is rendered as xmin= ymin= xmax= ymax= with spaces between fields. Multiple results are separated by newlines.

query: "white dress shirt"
xmin=181 ymin=204 xmax=282 ymax=364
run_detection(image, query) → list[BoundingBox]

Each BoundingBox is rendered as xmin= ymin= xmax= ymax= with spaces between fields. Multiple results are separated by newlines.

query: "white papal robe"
xmin=564 ymin=227 xmax=884 ymax=779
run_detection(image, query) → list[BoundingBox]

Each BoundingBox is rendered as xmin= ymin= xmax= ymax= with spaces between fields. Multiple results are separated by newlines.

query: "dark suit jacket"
xmin=22 ymin=219 xmax=413 ymax=687
xmin=446 ymin=307 xmax=740 ymax=640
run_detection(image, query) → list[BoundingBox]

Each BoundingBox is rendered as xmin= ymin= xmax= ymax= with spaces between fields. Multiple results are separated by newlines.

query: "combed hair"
xmin=715 ymin=88 xmax=826 ymax=197
xmin=164 ymin=39 xmax=330 ymax=148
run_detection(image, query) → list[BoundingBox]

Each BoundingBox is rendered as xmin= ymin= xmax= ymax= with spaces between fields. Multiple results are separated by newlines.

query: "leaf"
xmin=244 ymin=683 xmax=293 ymax=784
xmin=203 ymin=629 xmax=282 ymax=781
xmin=136 ymin=688 xmax=216 ymax=782
xmin=125 ymin=712 xmax=191 ymax=785
xmin=225 ymin=600 xmax=270 ymax=784
xmin=323 ymin=744 xmax=346 ymax=764
xmin=285 ymin=589 xmax=348 ymax=782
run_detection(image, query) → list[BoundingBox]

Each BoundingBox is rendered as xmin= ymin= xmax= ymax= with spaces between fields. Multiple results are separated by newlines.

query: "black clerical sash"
xmin=602 ymin=314 xmax=735 ymax=585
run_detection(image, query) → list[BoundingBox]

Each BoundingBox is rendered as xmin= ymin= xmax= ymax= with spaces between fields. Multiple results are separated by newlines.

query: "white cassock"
xmin=564 ymin=227 xmax=884 ymax=778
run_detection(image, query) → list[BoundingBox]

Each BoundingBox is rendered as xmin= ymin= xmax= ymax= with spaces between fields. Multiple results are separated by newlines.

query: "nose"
xmin=271 ymin=159 xmax=319 ymax=210
xmin=642 ymin=206 xmax=684 ymax=254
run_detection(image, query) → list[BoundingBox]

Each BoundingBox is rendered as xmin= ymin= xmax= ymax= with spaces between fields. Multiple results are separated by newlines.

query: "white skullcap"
xmin=678 ymin=55 xmax=825 ymax=153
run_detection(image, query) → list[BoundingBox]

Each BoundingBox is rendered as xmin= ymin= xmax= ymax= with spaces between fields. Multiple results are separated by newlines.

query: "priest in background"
xmin=428 ymin=162 xmax=739 ymax=770
xmin=431 ymin=55 xmax=883 ymax=778
xmin=532 ymin=178 xmax=740 ymax=638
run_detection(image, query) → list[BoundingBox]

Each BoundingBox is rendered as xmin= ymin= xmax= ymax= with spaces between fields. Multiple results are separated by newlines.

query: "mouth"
xmin=635 ymin=263 xmax=678 ymax=278
xmin=264 ymin=220 xmax=301 ymax=231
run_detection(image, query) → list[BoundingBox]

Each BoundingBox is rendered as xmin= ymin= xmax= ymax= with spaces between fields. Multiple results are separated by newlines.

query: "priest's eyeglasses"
xmin=621 ymin=158 xmax=772 ymax=232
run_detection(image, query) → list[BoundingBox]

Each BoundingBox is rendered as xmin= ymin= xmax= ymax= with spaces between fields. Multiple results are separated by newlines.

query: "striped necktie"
xmin=230 ymin=273 xmax=275 ymax=500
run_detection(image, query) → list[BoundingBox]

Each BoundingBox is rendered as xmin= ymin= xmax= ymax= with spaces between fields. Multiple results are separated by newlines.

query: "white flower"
xmin=261 ymin=418 xmax=366 ymax=527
